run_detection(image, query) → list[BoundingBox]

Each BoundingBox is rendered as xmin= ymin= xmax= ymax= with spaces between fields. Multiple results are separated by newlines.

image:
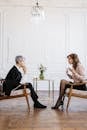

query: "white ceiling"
xmin=0 ymin=0 xmax=87 ymax=8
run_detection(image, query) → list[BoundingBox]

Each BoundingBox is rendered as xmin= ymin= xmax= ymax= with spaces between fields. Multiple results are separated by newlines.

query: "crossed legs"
xmin=52 ymin=79 xmax=69 ymax=109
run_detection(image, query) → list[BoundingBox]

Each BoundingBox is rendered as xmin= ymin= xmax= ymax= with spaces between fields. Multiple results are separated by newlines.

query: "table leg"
xmin=36 ymin=78 xmax=37 ymax=92
xmin=33 ymin=79 xmax=35 ymax=88
xmin=52 ymin=80 xmax=54 ymax=102
xmin=48 ymin=80 xmax=50 ymax=97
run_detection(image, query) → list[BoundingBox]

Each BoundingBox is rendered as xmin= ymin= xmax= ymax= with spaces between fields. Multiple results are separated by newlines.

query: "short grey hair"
xmin=15 ymin=55 xmax=24 ymax=64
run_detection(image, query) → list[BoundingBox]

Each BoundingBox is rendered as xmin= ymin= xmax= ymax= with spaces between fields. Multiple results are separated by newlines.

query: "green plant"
xmin=39 ymin=64 xmax=46 ymax=80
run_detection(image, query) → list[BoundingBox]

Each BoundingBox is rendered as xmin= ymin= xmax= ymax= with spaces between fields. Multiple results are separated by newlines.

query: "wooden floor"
xmin=0 ymin=91 xmax=87 ymax=130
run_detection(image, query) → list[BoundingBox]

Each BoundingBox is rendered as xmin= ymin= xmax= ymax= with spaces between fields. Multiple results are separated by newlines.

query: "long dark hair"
xmin=67 ymin=53 xmax=80 ymax=69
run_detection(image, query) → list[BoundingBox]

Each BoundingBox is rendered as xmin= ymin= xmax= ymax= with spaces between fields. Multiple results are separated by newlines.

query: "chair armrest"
xmin=66 ymin=81 xmax=87 ymax=95
xmin=12 ymin=83 xmax=27 ymax=91
xmin=68 ymin=81 xmax=87 ymax=86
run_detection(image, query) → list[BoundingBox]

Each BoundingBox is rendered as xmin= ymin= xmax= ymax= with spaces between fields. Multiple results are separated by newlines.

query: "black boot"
xmin=34 ymin=101 xmax=47 ymax=109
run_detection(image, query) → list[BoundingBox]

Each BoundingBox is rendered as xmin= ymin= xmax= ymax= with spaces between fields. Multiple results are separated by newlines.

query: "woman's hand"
xmin=66 ymin=68 xmax=72 ymax=79
xmin=68 ymin=67 xmax=76 ymax=74
xmin=67 ymin=74 xmax=72 ymax=79
xmin=66 ymin=68 xmax=68 ymax=75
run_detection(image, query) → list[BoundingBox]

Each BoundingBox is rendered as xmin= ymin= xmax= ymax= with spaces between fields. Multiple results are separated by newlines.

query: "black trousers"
xmin=3 ymin=81 xmax=38 ymax=103
xmin=19 ymin=83 xmax=38 ymax=102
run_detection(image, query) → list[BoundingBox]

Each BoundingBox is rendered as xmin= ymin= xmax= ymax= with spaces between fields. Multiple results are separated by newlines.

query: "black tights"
xmin=55 ymin=81 xmax=86 ymax=107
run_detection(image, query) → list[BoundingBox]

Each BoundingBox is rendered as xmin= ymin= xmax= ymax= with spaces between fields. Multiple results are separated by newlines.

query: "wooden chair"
xmin=65 ymin=81 xmax=87 ymax=110
xmin=0 ymin=79 xmax=30 ymax=111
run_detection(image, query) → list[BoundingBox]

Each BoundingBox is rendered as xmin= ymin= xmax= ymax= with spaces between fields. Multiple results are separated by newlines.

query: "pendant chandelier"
xmin=31 ymin=0 xmax=45 ymax=21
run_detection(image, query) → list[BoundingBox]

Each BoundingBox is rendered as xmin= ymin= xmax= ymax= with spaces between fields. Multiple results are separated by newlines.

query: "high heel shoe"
xmin=51 ymin=101 xmax=64 ymax=109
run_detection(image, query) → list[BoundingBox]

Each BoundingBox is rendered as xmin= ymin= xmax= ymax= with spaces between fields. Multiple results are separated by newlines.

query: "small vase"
xmin=39 ymin=71 xmax=44 ymax=80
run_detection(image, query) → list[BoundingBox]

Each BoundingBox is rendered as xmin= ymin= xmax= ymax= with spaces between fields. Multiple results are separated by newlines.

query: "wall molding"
xmin=0 ymin=0 xmax=87 ymax=8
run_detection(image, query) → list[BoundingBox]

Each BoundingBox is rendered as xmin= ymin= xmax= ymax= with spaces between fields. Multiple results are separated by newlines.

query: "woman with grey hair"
xmin=3 ymin=55 xmax=47 ymax=109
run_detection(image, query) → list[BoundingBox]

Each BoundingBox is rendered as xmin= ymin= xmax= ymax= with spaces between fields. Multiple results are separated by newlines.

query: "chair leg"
xmin=25 ymin=93 xmax=30 ymax=111
xmin=66 ymin=85 xmax=73 ymax=111
xmin=66 ymin=95 xmax=71 ymax=111
xmin=23 ymin=87 xmax=30 ymax=111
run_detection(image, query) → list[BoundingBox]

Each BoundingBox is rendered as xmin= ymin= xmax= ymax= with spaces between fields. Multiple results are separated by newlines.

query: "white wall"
xmin=0 ymin=0 xmax=87 ymax=90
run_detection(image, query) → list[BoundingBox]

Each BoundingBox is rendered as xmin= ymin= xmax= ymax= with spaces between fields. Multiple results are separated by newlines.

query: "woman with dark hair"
xmin=51 ymin=53 xmax=87 ymax=109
